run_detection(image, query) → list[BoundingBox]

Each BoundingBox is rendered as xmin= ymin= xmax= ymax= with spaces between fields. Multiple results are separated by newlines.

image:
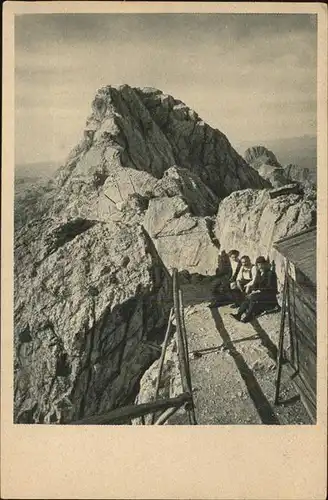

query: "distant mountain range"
xmin=234 ymin=135 xmax=317 ymax=171
xmin=15 ymin=160 xmax=61 ymax=180
xmin=16 ymin=135 xmax=316 ymax=183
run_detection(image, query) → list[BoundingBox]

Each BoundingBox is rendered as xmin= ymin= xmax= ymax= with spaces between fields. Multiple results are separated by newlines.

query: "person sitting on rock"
xmin=230 ymin=256 xmax=278 ymax=322
xmin=230 ymin=255 xmax=257 ymax=308
xmin=228 ymin=249 xmax=241 ymax=286
xmin=209 ymin=249 xmax=241 ymax=308
xmin=209 ymin=250 xmax=233 ymax=308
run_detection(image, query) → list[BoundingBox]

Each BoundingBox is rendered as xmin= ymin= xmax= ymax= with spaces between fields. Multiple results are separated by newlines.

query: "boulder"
xmin=14 ymin=221 xmax=172 ymax=423
xmin=215 ymin=187 xmax=316 ymax=286
xmin=143 ymin=196 xmax=219 ymax=275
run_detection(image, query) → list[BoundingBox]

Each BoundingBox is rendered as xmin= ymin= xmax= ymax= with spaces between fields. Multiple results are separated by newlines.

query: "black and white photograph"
xmin=13 ymin=11 xmax=319 ymax=427
xmin=2 ymin=3 xmax=327 ymax=499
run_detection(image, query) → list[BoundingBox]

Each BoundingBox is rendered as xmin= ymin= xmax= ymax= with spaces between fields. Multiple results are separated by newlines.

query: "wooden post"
xmin=179 ymin=289 xmax=197 ymax=425
xmin=173 ymin=269 xmax=190 ymax=395
xmin=71 ymin=392 xmax=192 ymax=425
xmin=154 ymin=406 xmax=181 ymax=425
xmin=274 ymin=268 xmax=289 ymax=405
xmin=150 ymin=308 xmax=174 ymax=424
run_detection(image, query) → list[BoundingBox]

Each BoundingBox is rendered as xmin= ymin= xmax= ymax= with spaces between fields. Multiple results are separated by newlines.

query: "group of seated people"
xmin=209 ymin=249 xmax=280 ymax=323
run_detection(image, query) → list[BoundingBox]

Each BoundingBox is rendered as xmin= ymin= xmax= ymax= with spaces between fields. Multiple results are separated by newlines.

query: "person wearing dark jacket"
xmin=209 ymin=249 xmax=241 ymax=308
xmin=230 ymin=256 xmax=278 ymax=322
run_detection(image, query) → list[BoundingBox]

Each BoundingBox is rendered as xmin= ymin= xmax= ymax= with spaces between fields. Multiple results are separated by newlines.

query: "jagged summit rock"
xmin=244 ymin=145 xmax=290 ymax=188
xmin=244 ymin=145 xmax=317 ymax=188
xmin=244 ymin=145 xmax=281 ymax=169
xmin=17 ymin=84 xmax=270 ymax=275
xmin=52 ymin=84 xmax=269 ymax=219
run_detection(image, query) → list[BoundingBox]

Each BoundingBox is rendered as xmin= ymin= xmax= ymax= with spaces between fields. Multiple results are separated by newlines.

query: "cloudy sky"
xmin=15 ymin=13 xmax=317 ymax=165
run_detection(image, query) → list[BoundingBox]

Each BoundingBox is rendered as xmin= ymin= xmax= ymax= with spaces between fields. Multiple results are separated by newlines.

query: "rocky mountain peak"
xmin=244 ymin=145 xmax=281 ymax=169
xmin=51 ymin=84 xmax=269 ymax=219
xmin=14 ymin=84 xmax=316 ymax=425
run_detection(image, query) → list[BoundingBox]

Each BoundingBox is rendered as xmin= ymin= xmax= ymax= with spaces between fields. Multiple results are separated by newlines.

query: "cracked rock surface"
xmin=215 ymin=187 xmax=316 ymax=286
xmin=14 ymin=84 xmax=316 ymax=425
xmin=14 ymin=220 xmax=172 ymax=423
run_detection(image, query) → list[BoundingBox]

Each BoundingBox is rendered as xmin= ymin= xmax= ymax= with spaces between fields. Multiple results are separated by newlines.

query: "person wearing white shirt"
xmin=236 ymin=255 xmax=257 ymax=294
xmin=230 ymin=255 xmax=256 ymax=308
xmin=228 ymin=249 xmax=241 ymax=284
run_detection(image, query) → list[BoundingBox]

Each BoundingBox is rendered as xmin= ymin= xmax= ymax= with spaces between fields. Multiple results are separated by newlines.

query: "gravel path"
xmin=179 ymin=283 xmax=310 ymax=425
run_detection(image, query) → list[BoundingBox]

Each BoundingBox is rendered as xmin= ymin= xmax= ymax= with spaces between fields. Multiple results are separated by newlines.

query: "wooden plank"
xmin=154 ymin=406 xmax=180 ymax=425
xmin=179 ymin=288 xmax=197 ymax=425
xmin=288 ymin=286 xmax=316 ymax=340
xmin=273 ymin=226 xmax=316 ymax=246
xmin=275 ymin=270 xmax=289 ymax=404
xmin=293 ymin=373 xmax=316 ymax=422
xmin=287 ymin=276 xmax=316 ymax=313
xmin=269 ymin=184 xmax=304 ymax=199
xmin=285 ymin=364 xmax=316 ymax=422
xmin=70 ymin=392 xmax=192 ymax=425
xmin=295 ymin=340 xmax=317 ymax=393
xmin=292 ymin=313 xmax=317 ymax=351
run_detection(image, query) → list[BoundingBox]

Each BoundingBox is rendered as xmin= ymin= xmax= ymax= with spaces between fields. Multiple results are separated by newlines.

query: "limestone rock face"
xmin=51 ymin=84 xmax=269 ymax=221
xmin=135 ymin=87 xmax=270 ymax=196
xmin=39 ymin=84 xmax=267 ymax=277
xmin=101 ymin=165 xmax=219 ymax=218
xmin=143 ymin=196 xmax=218 ymax=275
xmin=14 ymin=220 xmax=172 ymax=423
xmin=215 ymin=187 xmax=317 ymax=286
xmin=13 ymin=85 xmax=279 ymax=424
xmin=283 ymin=163 xmax=316 ymax=186
xmin=132 ymin=333 xmax=185 ymax=425
xmin=14 ymin=177 xmax=56 ymax=230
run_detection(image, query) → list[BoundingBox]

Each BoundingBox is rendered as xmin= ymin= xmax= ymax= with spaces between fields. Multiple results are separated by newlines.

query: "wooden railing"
xmin=69 ymin=268 xmax=197 ymax=426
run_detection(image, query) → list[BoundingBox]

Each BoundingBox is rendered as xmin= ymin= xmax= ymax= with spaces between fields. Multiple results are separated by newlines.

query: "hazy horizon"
xmin=15 ymin=13 xmax=317 ymax=165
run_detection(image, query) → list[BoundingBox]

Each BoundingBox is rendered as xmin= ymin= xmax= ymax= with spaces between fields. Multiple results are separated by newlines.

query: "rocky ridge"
xmin=14 ymin=85 xmax=316 ymax=424
xmin=14 ymin=220 xmax=172 ymax=423
xmin=244 ymin=145 xmax=316 ymax=188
